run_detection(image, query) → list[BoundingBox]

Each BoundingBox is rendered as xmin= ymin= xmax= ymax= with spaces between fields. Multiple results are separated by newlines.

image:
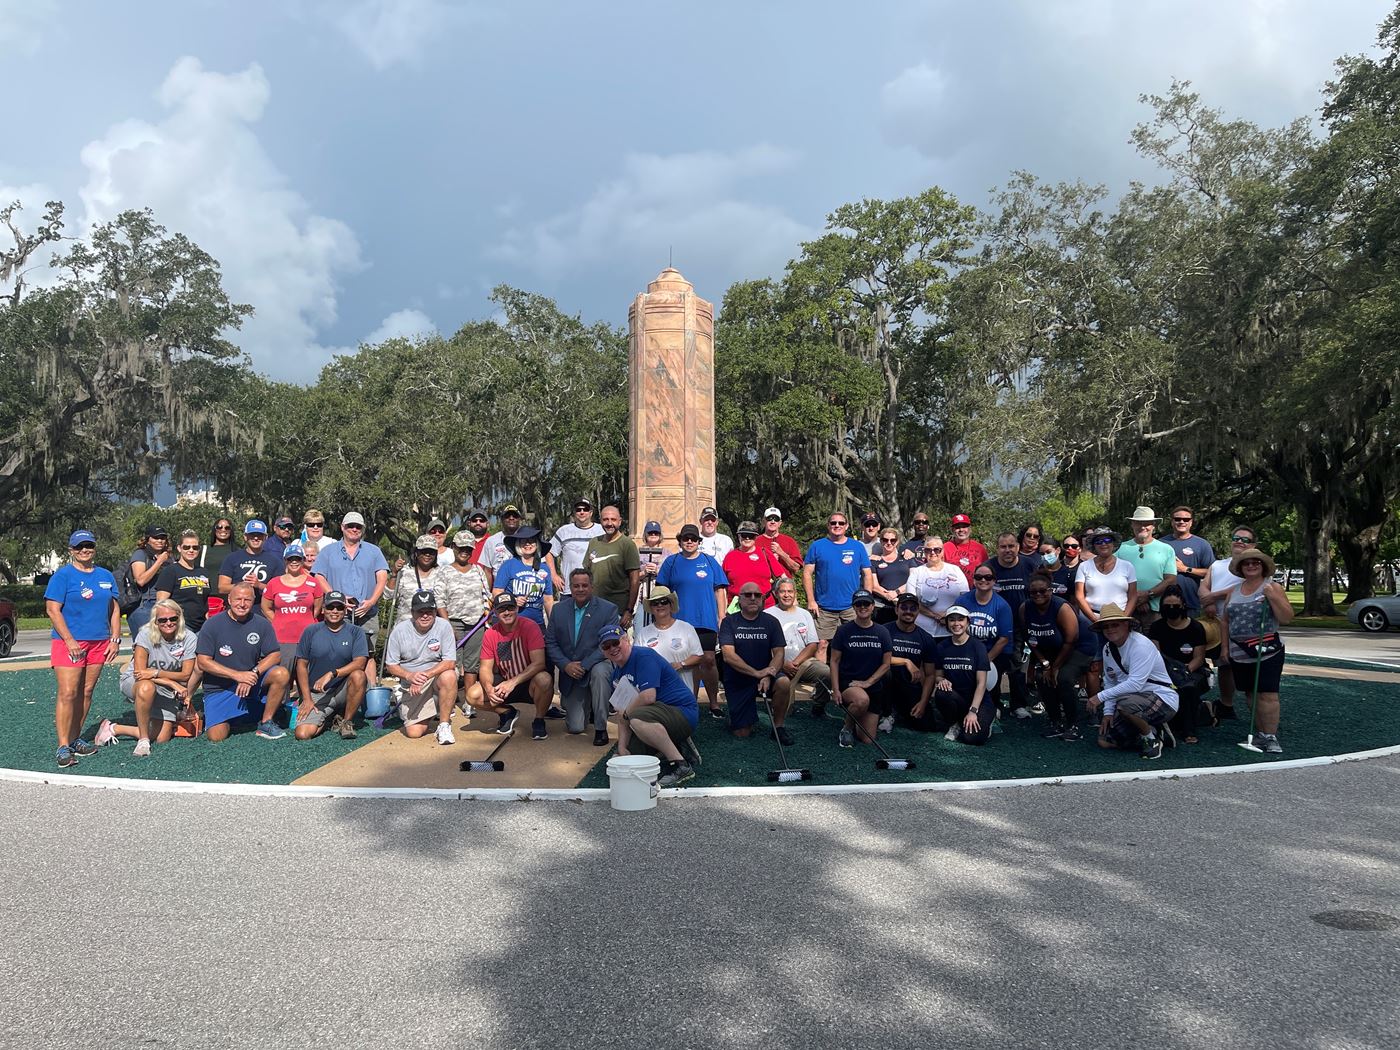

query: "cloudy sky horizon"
xmin=1 ymin=0 xmax=1387 ymax=380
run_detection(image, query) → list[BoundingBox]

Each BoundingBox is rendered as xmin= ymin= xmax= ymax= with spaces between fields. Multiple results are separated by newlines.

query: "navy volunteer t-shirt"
xmin=991 ymin=557 xmax=1037 ymax=619
xmin=196 ymin=611 xmax=279 ymax=690
xmin=888 ymin=621 xmax=936 ymax=676
xmin=718 ymin=611 xmax=785 ymax=701
xmin=831 ymin=620 xmax=891 ymax=684
xmin=935 ymin=637 xmax=990 ymax=699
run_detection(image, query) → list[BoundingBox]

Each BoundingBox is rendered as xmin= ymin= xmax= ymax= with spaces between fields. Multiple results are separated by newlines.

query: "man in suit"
xmin=545 ymin=567 xmax=621 ymax=746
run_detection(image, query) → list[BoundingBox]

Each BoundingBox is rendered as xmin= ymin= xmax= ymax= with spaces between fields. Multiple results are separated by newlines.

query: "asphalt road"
xmin=1 ymin=759 xmax=1397 ymax=1049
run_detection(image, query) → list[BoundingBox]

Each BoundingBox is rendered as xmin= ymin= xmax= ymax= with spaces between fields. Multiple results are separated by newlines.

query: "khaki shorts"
xmin=814 ymin=606 xmax=856 ymax=641
xmin=398 ymin=688 xmax=439 ymax=726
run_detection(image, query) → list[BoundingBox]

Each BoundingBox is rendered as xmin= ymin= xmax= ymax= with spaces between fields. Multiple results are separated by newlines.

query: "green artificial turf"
xmin=0 ymin=667 xmax=395 ymax=784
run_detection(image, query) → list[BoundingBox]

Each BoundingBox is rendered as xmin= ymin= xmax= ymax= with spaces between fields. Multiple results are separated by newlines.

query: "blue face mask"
xmin=1042 ymin=552 xmax=1058 ymax=566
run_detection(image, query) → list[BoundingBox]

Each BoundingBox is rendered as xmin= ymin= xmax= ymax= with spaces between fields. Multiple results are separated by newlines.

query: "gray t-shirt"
xmin=120 ymin=631 xmax=195 ymax=692
xmin=384 ymin=617 xmax=457 ymax=673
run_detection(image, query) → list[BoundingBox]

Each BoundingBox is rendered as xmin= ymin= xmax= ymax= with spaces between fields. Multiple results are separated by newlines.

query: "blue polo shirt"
xmin=655 ymin=551 xmax=728 ymax=632
xmin=45 ymin=564 xmax=118 ymax=640
xmin=315 ymin=540 xmax=390 ymax=614
xmin=611 ymin=645 xmax=699 ymax=729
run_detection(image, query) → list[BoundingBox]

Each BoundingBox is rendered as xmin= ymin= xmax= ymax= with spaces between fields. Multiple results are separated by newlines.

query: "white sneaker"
xmin=1013 ymin=706 xmax=1032 ymax=720
xmin=463 ymin=703 xmax=476 ymax=720
xmin=95 ymin=719 xmax=117 ymax=747
xmin=435 ymin=721 xmax=455 ymax=745
xmin=132 ymin=738 xmax=151 ymax=757
xmin=878 ymin=715 xmax=895 ymax=734
xmin=945 ymin=726 xmax=959 ymax=741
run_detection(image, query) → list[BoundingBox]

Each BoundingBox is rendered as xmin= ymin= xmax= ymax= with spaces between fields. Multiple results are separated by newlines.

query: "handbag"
xmin=1162 ymin=657 xmax=1209 ymax=695
xmin=174 ymin=698 xmax=204 ymax=738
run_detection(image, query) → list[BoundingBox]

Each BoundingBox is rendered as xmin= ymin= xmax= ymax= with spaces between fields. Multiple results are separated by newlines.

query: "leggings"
xmin=1034 ymin=649 xmax=1091 ymax=725
xmin=933 ymin=690 xmax=995 ymax=746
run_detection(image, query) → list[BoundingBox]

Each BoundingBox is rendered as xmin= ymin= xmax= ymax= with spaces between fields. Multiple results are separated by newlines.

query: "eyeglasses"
xmin=1231 ymin=535 xmax=1253 ymax=543
xmin=1064 ymin=543 xmax=1080 ymax=551
xmin=600 ymin=639 xmax=621 ymax=651
xmin=154 ymin=616 xmax=179 ymax=625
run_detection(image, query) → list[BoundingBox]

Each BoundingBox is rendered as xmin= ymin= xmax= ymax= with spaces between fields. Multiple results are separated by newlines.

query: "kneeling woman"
xmin=1021 ymin=570 xmax=1095 ymax=741
xmin=913 ymin=606 xmax=994 ymax=745
xmin=95 ymin=599 xmax=197 ymax=757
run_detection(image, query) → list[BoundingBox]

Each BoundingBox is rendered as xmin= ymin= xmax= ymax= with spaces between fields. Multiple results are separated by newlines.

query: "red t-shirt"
xmin=263 ymin=574 xmax=325 ymax=644
xmin=722 ymin=547 xmax=784 ymax=607
xmin=482 ymin=617 xmax=545 ymax=681
xmin=943 ymin=539 xmax=988 ymax=586
xmin=755 ymin=532 xmax=801 ymax=570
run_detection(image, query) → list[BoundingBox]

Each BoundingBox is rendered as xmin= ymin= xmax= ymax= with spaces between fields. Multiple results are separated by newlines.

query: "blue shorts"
xmin=203 ymin=675 xmax=270 ymax=729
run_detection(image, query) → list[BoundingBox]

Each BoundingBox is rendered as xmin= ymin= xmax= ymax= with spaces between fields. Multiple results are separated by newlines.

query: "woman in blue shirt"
xmin=1020 ymin=569 xmax=1096 ymax=741
xmin=955 ymin=566 xmax=1013 ymax=709
xmin=492 ymin=526 xmax=556 ymax=630
xmin=44 ymin=529 xmax=121 ymax=768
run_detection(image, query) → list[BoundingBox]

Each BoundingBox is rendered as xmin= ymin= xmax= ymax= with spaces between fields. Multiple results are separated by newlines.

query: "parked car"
xmin=0 ymin=597 xmax=15 ymax=657
xmin=1348 ymin=593 xmax=1400 ymax=633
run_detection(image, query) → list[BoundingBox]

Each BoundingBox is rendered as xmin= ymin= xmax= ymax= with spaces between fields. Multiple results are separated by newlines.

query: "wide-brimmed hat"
xmin=1091 ymin=603 xmax=1134 ymax=631
xmin=1196 ymin=611 xmax=1223 ymax=650
xmin=504 ymin=525 xmax=543 ymax=554
xmin=1229 ymin=547 xmax=1276 ymax=577
xmin=1127 ymin=506 xmax=1159 ymax=523
xmin=646 ymin=585 xmax=677 ymax=608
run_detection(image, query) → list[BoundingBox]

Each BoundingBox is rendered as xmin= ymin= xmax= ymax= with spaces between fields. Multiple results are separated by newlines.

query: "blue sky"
xmin=1 ymin=0 xmax=1385 ymax=380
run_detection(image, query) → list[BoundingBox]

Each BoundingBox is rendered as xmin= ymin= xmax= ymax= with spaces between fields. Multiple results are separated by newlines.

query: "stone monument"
xmin=627 ymin=267 xmax=715 ymax=545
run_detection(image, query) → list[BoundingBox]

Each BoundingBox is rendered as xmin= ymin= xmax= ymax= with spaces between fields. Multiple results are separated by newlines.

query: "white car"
xmin=1348 ymin=593 xmax=1400 ymax=633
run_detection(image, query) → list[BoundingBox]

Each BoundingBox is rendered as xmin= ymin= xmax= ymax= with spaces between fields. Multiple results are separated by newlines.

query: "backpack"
xmin=115 ymin=557 xmax=142 ymax=615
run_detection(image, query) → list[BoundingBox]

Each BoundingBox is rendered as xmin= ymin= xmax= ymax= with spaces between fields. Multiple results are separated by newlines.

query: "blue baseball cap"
xmin=851 ymin=589 xmax=876 ymax=605
xmin=68 ymin=529 xmax=96 ymax=547
xmin=644 ymin=520 xmax=662 ymax=535
xmin=244 ymin=519 xmax=268 ymax=535
xmin=283 ymin=544 xmax=305 ymax=560
xmin=599 ymin=624 xmax=624 ymax=644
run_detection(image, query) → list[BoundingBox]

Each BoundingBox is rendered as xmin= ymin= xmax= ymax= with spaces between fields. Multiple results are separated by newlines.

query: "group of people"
xmin=43 ymin=500 xmax=1293 ymax=783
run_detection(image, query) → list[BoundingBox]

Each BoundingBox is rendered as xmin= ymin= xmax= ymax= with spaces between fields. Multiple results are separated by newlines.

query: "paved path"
xmin=2 ymin=759 xmax=1397 ymax=1049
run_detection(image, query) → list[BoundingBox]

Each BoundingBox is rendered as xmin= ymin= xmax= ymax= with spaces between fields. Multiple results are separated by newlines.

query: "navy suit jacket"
xmin=545 ymin=596 xmax=621 ymax=697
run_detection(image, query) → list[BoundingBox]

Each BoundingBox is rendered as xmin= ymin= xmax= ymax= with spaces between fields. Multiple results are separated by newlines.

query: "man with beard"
xmin=583 ymin=505 xmax=641 ymax=630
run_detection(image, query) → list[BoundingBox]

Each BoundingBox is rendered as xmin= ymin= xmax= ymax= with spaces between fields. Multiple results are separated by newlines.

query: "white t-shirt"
xmin=1207 ymin=558 xmax=1243 ymax=616
xmin=906 ymin=563 xmax=967 ymax=636
xmin=482 ymin=531 xmax=515 ymax=571
xmin=634 ymin=619 xmax=703 ymax=691
xmin=699 ymin=532 xmax=734 ymax=561
xmin=550 ymin=522 xmax=605 ymax=581
xmin=766 ymin=605 xmax=820 ymax=662
xmin=1076 ymin=557 xmax=1137 ymax=612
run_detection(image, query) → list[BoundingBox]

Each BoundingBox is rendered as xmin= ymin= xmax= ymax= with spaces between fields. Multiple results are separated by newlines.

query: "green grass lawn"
xmin=1286 ymin=591 xmax=1351 ymax=629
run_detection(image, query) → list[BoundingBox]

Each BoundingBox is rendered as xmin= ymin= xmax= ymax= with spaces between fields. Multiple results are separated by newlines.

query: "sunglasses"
xmin=215 ymin=525 xmax=232 ymax=531
xmin=1092 ymin=538 xmax=1114 ymax=546
xmin=324 ymin=603 xmax=347 ymax=611
xmin=574 ymin=506 xmax=591 ymax=512
xmin=1064 ymin=543 xmax=1080 ymax=551
xmin=179 ymin=544 xmax=199 ymax=551
xmin=1232 ymin=536 xmax=1253 ymax=543
xmin=765 ymin=515 xmax=781 ymax=521
xmin=73 ymin=543 xmax=96 ymax=551
xmin=1172 ymin=517 xmax=1192 ymax=523
xmin=897 ymin=600 xmax=919 ymax=608
xmin=343 ymin=524 xmax=363 ymax=530
xmin=648 ymin=599 xmax=671 ymax=607
xmin=600 ymin=639 xmax=621 ymax=651
xmin=973 ymin=574 xmax=994 ymax=582
xmin=923 ymin=546 xmax=943 ymax=554
xmin=304 ymin=521 xmax=324 ymax=527
xmin=275 ymin=522 xmax=294 ymax=529
xmin=739 ymin=592 xmax=763 ymax=599
xmin=469 ymin=516 xmax=488 ymax=523
xmin=1162 ymin=605 xmax=1186 ymax=614
xmin=1029 ymin=589 xmax=1051 ymax=597
xmin=881 ymin=537 xmax=898 ymax=543
xmin=853 ymin=601 xmax=874 ymax=608
xmin=1024 ymin=533 xmax=1041 ymax=540
xmin=286 ymin=555 xmax=305 ymax=562
xmin=828 ymin=520 xmax=847 ymax=526
xmin=680 ymin=536 xmax=700 ymax=543
xmin=912 ymin=520 xmax=929 ymax=526
xmin=154 ymin=616 xmax=180 ymax=625
xmin=429 ymin=527 xmax=446 ymax=534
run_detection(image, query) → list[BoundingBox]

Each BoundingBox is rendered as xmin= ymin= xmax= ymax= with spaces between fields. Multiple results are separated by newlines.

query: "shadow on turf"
xmin=320 ymin=760 xmax=1400 ymax=1048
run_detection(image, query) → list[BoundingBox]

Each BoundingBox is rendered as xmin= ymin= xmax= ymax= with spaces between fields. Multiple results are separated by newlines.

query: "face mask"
xmin=1042 ymin=552 xmax=1058 ymax=566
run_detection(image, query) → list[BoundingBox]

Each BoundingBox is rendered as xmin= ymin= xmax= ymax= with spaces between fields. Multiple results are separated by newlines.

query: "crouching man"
xmin=292 ymin=590 xmax=368 ymax=740
xmin=196 ymin=583 xmax=290 ymax=742
xmin=1087 ymin=602 xmax=1179 ymax=760
xmin=601 ymin=624 xmax=700 ymax=788
xmin=384 ymin=590 xmax=459 ymax=743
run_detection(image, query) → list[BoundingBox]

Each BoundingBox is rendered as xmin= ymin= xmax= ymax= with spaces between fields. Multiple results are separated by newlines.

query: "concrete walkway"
xmin=2 ymin=759 xmax=1397 ymax=1049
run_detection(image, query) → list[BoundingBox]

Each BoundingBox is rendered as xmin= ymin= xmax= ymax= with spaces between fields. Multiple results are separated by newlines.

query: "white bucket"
xmin=606 ymin=755 xmax=661 ymax=811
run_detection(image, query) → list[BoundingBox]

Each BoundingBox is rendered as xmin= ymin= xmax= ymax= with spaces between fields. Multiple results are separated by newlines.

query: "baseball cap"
xmin=143 ymin=523 xmax=168 ymax=539
xmin=323 ymin=590 xmax=348 ymax=608
xmin=491 ymin=592 xmax=517 ymax=611
xmin=244 ymin=519 xmax=268 ymax=535
xmin=410 ymin=589 xmax=437 ymax=613
xmin=413 ymin=533 xmax=437 ymax=552
xmin=283 ymin=544 xmax=306 ymax=560
xmin=951 ymin=513 xmax=971 ymax=526
xmin=574 ymin=498 xmax=593 ymax=510
xmin=700 ymin=506 xmax=718 ymax=521
xmin=851 ymin=588 xmax=875 ymax=605
xmin=644 ymin=520 xmax=662 ymax=535
xmin=341 ymin=511 xmax=365 ymax=527
xmin=945 ymin=605 xmax=971 ymax=619
xmin=861 ymin=514 xmax=881 ymax=527
xmin=895 ymin=592 xmax=919 ymax=605
xmin=501 ymin=503 xmax=521 ymax=517
xmin=427 ymin=517 xmax=447 ymax=531
xmin=274 ymin=517 xmax=295 ymax=528
xmin=763 ymin=507 xmax=782 ymax=519
xmin=598 ymin=623 xmax=624 ymax=644
xmin=677 ymin=523 xmax=701 ymax=541
xmin=465 ymin=508 xmax=487 ymax=520
xmin=737 ymin=520 xmax=759 ymax=537
xmin=452 ymin=530 xmax=476 ymax=548
xmin=68 ymin=529 xmax=97 ymax=547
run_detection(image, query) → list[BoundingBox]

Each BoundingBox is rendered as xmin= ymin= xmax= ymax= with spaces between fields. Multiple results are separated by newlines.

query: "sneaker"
xmin=592 ymin=729 xmax=610 ymax=747
xmin=256 ymin=720 xmax=286 ymax=740
xmin=837 ymin=726 xmax=854 ymax=749
xmin=545 ymin=705 xmax=566 ymax=720
xmin=682 ymin=736 xmax=703 ymax=766
xmin=878 ymin=715 xmax=895 ymax=734
xmin=132 ymin=738 xmax=151 ymax=757
xmin=1041 ymin=723 xmax=1065 ymax=739
xmin=71 ymin=737 xmax=97 ymax=756
xmin=337 ymin=718 xmax=358 ymax=740
xmin=1161 ymin=724 xmax=1177 ymax=750
xmin=709 ymin=706 xmax=725 ymax=721
xmin=94 ymin=719 xmax=117 ymax=747
xmin=435 ymin=721 xmax=456 ymax=745
xmin=944 ymin=726 xmax=960 ymax=741
xmin=658 ymin=760 xmax=695 ymax=788
xmin=1257 ymin=733 xmax=1283 ymax=754
xmin=1012 ymin=707 xmax=1032 ymax=720
xmin=1140 ymin=733 xmax=1163 ymax=760
xmin=1029 ymin=701 xmax=1046 ymax=715
xmin=1061 ymin=725 xmax=1082 ymax=743
xmin=532 ymin=718 xmax=547 ymax=741
xmin=497 ymin=708 xmax=519 ymax=735
xmin=461 ymin=703 xmax=476 ymax=721
xmin=771 ymin=725 xmax=795 ymax=747
xmin=56 ymin=746 xmax=78 ymax=768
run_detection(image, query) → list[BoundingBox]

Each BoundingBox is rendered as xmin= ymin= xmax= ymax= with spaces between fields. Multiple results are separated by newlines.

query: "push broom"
xmin=847 ymin=711 xmax=917 ymax=771
xmin=459 ymin=725 xmax=515 ymax=772
xmin=759 ymin=688 xmax=812 ymax=783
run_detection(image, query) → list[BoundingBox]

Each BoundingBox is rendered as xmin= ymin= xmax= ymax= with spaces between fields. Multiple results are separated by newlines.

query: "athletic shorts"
xmin=300 ymin=687 xmax=349 ymax=728
xmin=203 ymin=675 xmax=272 ymax=729
xmin=842 ymin=680 xmax=889 ymax=717
xmin=814 ymin=606 xmax=856 ymax=641
xmin=51 ymin=639 xmax=111 ymax=668
xmin=453 ymin=620 xmax=486 ymax=675
xmin=1231 ymin=650 xmax=1284 ymax=694
xmin=1103 ymin=693 xmax=1174 ymax=748
xmin=694 ymin=629 xmax=718 ymax=653
xmin=278 ymin=643 xmax=299 ymax=672
xmin=624 ymin=702 xmax=693 ymax=743
xmin=503 ymin=681 xmax=536 ymax=707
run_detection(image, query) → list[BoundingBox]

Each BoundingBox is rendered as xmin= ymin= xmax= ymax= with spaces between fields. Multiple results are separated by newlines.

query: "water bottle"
xmin=286 ymin=699 xmax=298 ymax=730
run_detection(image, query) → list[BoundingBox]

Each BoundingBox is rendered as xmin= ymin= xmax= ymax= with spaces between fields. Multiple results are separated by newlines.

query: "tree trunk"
xmin=1335 ymin=471 xmax=1393 ymax=603
xmin=1296 ymin=494 xmax=1337 ymax=616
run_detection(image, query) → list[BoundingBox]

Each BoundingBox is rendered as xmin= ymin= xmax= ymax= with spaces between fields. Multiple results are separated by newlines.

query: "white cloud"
xmin=336 ymin=0 xmax=455 ymax=70
xmin=365 ymin=307 xmax=435 ymax=344
xmin=495 ymin=144 xmax=812 ymax=284
xmin=0 ymin=0 xmax=57 ymax=56
xmin=77 ymin=57 xmax=363 ymax=381
xmin=879 ymin=62 xmax=955 ymax=158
